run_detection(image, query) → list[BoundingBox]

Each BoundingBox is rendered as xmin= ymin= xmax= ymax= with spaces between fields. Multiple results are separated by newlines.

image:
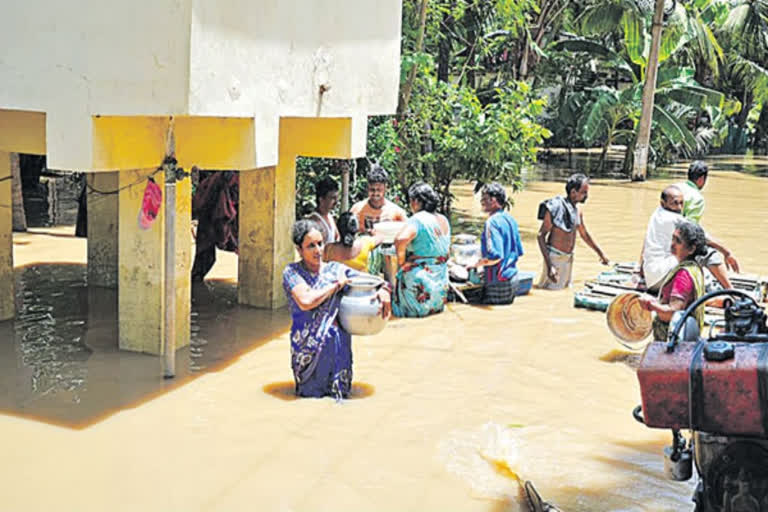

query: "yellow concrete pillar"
xmin=237 ymin=117 xmax=360 ymax=310
xmin=87 ymin=172 xmax=119 ymax=288
xmin=0 ymin=151 xmax=13 ymax=321
xmin=117 ymin=169 xmax=191 ymax=354
xmin=238 ymin=161 xmax=296 ymax=309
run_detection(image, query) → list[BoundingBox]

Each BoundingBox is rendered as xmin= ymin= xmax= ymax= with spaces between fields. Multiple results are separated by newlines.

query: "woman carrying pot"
xmin=283 ymin=220 xmax=391 ymax=399
xmin=638 ymin=220 xmax=707 ymax=341
xmin=392 ymin=182 xmax=451 ymax=317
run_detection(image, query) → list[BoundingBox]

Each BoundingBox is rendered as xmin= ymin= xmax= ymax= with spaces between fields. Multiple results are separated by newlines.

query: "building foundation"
xmin=87 ymin=172 xmax=119 ymax=288
xmin=0 ymin=152 xmax=14 ymax=321
xmin=117 ymin=169 xmax=191 ymax=355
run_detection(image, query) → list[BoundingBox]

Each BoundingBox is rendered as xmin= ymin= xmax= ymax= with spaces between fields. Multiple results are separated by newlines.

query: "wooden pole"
xmin=163 ymin=122 xmax=176 ymax=378
xmin=631 ymin=0 xmax=666 ymax=182
xmin=341 ymin=160 xmax=350 ymax=212
xmin=10 ymin=153 xmax=26 ymax=232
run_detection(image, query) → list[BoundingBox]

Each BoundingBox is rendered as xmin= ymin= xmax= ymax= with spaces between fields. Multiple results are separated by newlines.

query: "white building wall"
xmin=0 ymin=1 xmax=192 ymax=169
xmin=0 ymin=0 xmax=401 ymax=170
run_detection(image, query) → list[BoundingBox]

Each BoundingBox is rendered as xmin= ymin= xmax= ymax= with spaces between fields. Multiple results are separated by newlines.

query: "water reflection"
xmin=0 ymin=265 xmax=289 ymax=429
xmin=14 ymin=265 xmax=91 ymax=401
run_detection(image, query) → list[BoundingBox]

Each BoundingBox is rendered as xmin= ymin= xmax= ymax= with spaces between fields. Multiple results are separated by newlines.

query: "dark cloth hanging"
xmin=192 ymin=171 xmax=239 ymax=281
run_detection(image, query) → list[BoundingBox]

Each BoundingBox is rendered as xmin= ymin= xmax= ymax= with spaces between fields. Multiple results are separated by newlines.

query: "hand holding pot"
xmin=377 ymin=288 xmax=391 ymax=320
xmin=335 ymin=268 xmax=350 ymax=292
xmin=637 ymin=294 xmax=657 ymax=312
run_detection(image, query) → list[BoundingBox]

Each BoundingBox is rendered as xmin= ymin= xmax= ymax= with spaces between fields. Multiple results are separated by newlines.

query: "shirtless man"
xmin=350 ymin=164 xmax=407 ymax=234
xmin=306 ymin=176 xmax=340 ymax=244
xmin=536 ymin=173 xmax=609 ymax=290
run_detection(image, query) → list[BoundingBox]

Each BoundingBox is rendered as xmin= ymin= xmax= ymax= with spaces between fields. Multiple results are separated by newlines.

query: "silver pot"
xmin=339 ymin=276 xmax=388 ymax=336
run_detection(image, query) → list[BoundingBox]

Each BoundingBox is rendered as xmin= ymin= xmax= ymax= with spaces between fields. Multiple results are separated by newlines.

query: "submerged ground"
xmin=1 ymin=156 xmax=767 ymax=511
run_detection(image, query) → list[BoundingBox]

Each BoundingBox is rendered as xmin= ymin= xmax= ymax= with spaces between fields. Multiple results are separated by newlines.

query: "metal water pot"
xmin=339 ymin=276 xmax=387 ymax=336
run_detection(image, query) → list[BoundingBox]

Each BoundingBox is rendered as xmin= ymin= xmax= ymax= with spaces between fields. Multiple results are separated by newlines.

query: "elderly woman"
xmin=324 ymin=212 xmax=383 ymax=273
xmin=392 ymin=182 xmax=451 ymax=317
xmin=638 ymin=220 xmax=707 ymax=341
xmin=283 ymin=220 xmax=391 ymax=399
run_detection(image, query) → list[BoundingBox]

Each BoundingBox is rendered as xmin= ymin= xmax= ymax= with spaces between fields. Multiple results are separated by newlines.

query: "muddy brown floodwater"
xmin=1 ymin=157 xmax=766 ymax=511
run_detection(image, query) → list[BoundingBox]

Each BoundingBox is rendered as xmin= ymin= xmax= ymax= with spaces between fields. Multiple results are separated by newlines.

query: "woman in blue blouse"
xmin=473 ymin=182 xmax=524 ymax=304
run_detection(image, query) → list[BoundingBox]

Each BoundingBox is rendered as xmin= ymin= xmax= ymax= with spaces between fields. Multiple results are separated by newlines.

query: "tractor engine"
xmin=634 ymin=290 xmax=768 ymax=512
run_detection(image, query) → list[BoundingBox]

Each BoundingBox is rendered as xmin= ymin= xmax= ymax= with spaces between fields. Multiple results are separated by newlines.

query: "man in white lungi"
xmin=536 ymin=173 xmax=609 ymax=290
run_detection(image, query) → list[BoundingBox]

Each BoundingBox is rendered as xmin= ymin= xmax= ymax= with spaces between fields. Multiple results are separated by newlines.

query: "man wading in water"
xmin=536 ymin=173 xmax=609 ymax=290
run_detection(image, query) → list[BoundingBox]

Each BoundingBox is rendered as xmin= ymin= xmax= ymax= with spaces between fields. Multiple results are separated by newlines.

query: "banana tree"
xmin=552 ymin=6 xmax=726 ymax=172
xmin=579 ymin=86 xmax=639 ymax=171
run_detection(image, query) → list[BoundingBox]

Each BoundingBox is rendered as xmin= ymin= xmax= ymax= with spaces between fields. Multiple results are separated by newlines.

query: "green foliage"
xmin=382 ymin=64 xmax=550 ymax=210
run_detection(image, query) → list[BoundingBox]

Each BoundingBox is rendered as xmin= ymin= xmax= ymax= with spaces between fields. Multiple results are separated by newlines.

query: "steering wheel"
xmin=666 ymin=289 xmax=759 ymax=352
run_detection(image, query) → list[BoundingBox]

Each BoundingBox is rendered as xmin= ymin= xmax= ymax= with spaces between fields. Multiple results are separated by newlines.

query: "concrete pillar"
xmin=237 ymin=117 xmax=362 ymax=311
xmin=238 ymin=161 xmax=296 ymax=309
xmin=0 ymin=151 xmax=13 ymax=321
xmin=117 ymin=169 xmax=191 ymax=354
xmin=87 ymin=172 xmax=119 ymax=287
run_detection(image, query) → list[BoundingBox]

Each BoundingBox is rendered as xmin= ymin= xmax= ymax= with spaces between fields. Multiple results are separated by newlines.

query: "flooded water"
xmin=1 ymin=157 xmax=767 ymax=511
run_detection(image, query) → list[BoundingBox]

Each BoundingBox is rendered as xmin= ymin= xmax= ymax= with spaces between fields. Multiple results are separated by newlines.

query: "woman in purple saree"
xmin=283 ymin=220 xmax=391 ymax=399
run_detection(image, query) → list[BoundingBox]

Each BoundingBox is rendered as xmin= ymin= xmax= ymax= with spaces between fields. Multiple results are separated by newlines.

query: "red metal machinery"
xmin=634 ymin=290 xmax=768 ymax=512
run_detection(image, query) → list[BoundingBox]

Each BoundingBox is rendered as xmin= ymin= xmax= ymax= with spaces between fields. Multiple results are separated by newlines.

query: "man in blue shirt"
xmin=473 ymin=183 xmax=524 ymax=304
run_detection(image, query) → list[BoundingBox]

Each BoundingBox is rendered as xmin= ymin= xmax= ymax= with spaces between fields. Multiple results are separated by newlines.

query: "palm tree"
xmin=716 ymin=0 xmax=768 ymax=150
xmin=552 ymin=36 xmax=725 ymax=172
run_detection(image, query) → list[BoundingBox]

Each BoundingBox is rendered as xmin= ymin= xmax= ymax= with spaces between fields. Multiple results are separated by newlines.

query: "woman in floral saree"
xmin=283 ymin=220 xmax=391 ymax=399
xmin=392 ymin=182 xmax=451 ymax=318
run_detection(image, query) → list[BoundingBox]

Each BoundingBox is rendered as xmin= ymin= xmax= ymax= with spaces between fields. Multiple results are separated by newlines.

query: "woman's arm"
xmin=394 ymin=223 xmax=417 ymax=267
xmin=475 ymin=217 xmax=502 ymax=268
xmin=290 ymin=272 xmax=349 ymax=311
xmin=474 ymin=258 xmax=502 ymax=268
xmin=639 ymin=296 xmax=688 ymax=323
xmin=324 ymin=242 xmax=360 ymax=263
xmin=638 ymin=269 xmax=694 ymax=322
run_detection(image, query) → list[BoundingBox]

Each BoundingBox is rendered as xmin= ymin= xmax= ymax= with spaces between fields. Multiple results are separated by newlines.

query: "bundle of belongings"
xmin=446 ymin=233 xmax=534 ymax=304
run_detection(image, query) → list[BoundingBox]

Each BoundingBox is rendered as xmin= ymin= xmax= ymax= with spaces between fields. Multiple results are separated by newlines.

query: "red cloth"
xmin=660 ymin=268 xmax=695 ymax=306
xmin=139 ymin=179 xmax=162 ymax=230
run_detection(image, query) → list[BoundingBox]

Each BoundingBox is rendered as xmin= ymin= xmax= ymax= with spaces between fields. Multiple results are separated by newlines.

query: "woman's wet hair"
xmin=408 ymin=182 xmax=439 ymax=213
xmin=687 ymin=160 xmax=709 ymax=182
xmin=482 ymin=182 xmax=508 ymax=209
xmin=565 ymin=173 xmax=589 ymax=195
xmin=367 ymin=164 xmax=389 ymax=185
xmin=292 ymin=219 xmax=320 ymax=247
xmin=315 ymin=176 xmax=338 ymax=202
xmin=337 ymin=211 xmax=359 ymax=247
xmin=674 ymin=220 xmax=708 ymax=257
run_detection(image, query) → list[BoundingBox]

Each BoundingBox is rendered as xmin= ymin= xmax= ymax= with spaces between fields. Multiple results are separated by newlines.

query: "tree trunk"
xmin=397 ymin=0 xmax=429 ymax=116
xmin=623 ymin=136 xmax=637 ymax=176
xmin=736 ymin=89 xmax=753 ymax=130
xmin=10 ymin=152 xmax=26 ymax=232
xmin=437 ymin=7 xmax=454 ymax=83
xmin=464 ymin=4 xmax=477 ymax=89
xmin=631 ymin=0 xmax=665 ymax=181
